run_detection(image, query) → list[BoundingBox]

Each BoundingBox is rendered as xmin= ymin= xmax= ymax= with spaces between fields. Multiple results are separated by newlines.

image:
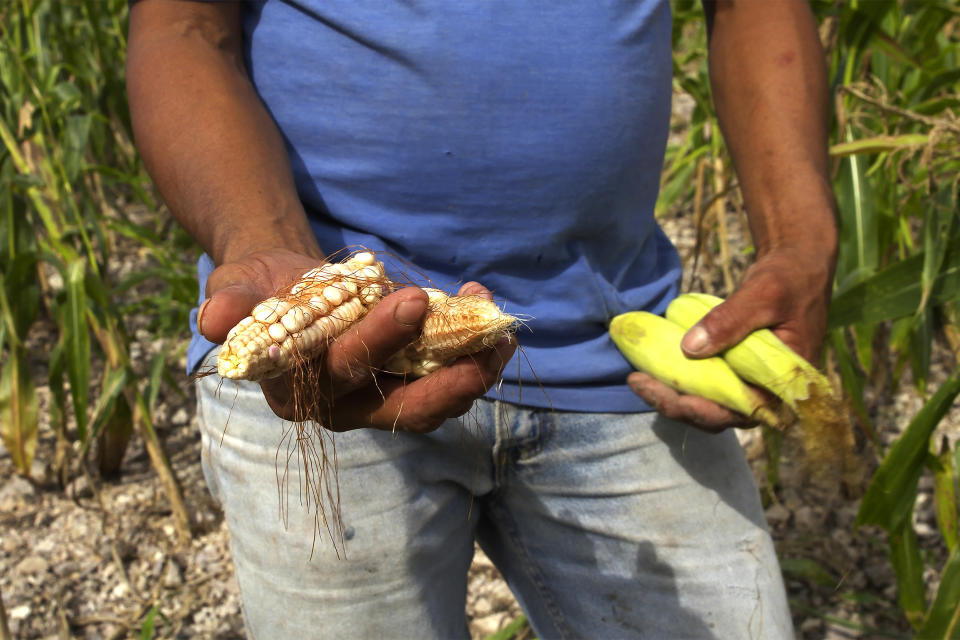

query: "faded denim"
xmin=197 ymin=354 xmax=794 ymax=639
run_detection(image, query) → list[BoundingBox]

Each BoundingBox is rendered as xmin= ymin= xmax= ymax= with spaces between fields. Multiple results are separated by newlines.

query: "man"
xmin=127 ymin=1 xmax=836 ymax=637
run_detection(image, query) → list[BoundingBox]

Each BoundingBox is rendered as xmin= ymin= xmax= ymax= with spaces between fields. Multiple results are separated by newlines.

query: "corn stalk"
xmin=0 ymin=0 xmax=195 ymax=542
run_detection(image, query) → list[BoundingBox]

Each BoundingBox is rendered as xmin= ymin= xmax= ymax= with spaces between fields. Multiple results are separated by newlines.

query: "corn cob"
xmin=217 ymin=251 xmax=390 ymax=381
xmin=664 ymin=292 xmax=837 ymax=414
xmin=384 ymin=288 xmax=518 ymax=377
xmin=217 ymin=252 xmax=518 ymax=381
xmin=609 ymin=311 xmax=787 ymax=429
xmin=663 ymin=292 xmax=856 ymax=485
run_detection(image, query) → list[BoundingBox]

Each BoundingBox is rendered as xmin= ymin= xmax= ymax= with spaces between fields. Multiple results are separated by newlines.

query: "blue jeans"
xmin=197 ymin=353 xmax=794 ymax=639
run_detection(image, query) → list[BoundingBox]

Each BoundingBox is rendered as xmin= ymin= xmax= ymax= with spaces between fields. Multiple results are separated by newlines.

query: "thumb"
xmin=199 ymin=251 xmax=320 ymax=344
xmin=680 ymin=287 xmax=781 ymax=359
xmin=197 ymin=283 xmax=263 ymax=344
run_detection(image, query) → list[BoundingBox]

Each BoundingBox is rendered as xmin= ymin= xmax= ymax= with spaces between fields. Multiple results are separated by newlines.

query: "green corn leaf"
xmin=147 ymin=352 xmax=166 ymax=414
xmin=857 ymin=371 xmax=960 ymax=532
xmin=64 ymin=258 xmax=90 ymax=442
xmin=853 ymin=321 xmax=876 ymax=385
xmin=834 ymin=138 xmax=879 ymax=291
xmin=0 ymin=272 xmax=20 ymax=351
xmin=828 ymin=236 xmax=960 ymax=329
xmin=890 ymin=520 xmax=927 ymax=630
xmin=82 ymin=365 xmax=128 ymax=452
xmin=482 ymin=615 xmax=530 ymax=640
xmin=61 ymin=113 xmax=92 ymax=184
xmin=47 ymin=340 xmax=67 ymax=439
xmin=829 ymin=134 xmax=929 ymax=157
xmin=5 ymin=251 xmax=40 ymax=338
xmin=917 ymin=68 xmax=960 ymax=102
xmin=50 ymin=81 xmax=82 ymax=111
xmin=920 ymin=185 xmax=958 ymax=312
xmin=909 ymin=306 xmax=934 ymax=393
xmin=917 ymin=549 xmax=960 ymax=639
xmin=914 ymin=96 xmax=960 ymax=116
xmin=140 ymin=604 xmax=158 ymax=640
xmin=932 ymin=437 xmax=959 ymax=555
xmin=779 ymin=557 xmax=838 ymax=588
xmin=0 ymin=346 xmax=39 ymax=476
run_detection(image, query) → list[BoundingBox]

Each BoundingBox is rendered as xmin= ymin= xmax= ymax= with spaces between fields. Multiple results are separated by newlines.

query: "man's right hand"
xmin=198 ymin=249 xmax=516 ymax=433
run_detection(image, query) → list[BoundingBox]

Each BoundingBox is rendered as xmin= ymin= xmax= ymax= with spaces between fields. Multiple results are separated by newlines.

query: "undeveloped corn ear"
xmin=609 ymin=311 xmax=788 ymax=429
xmin=664 ymin=292 xmax=856 ymax=482
xmin=384 ymin=288 xmax=518 ymax=377
xmin=217 ymin=251 xmax=391 ymax=381
xmin=665 ymin=293 xmax=837 ymax=414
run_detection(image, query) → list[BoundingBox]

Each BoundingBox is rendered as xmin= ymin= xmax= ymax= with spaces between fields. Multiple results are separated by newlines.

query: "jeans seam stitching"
xmin=488 ymin=500 xmax=571 ymax=639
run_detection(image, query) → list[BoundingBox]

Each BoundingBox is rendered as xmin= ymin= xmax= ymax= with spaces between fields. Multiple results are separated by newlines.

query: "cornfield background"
xmin=1 ymin=0 xmax=958 ymax=638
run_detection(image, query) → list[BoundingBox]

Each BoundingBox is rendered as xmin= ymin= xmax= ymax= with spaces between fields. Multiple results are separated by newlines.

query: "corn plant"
xmin=665 ymin=0 xmax=959 ymax=634
xmin=0 ymin=0 xmax=196 ymax=541
xmin=819 ymin=1 xmax=960 ymax=635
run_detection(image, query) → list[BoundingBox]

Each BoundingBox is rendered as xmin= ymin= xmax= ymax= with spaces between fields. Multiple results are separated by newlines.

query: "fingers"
xmin=680 ymin=279 xmax=788 ymax=359
xmin=680 ymin=250 xmax=832 ymax=363
xmin=329 ymin=335 xmax=516 ymax=433
xmin=197 ymin=284 xmax=262 ymax=344
xmin=323 ymin=287 xmax=429 ymax=393
xmin=627 ymin=372 xmax=757 ymax=433
xmin=259 ymin=282 xmax=517 ymax=431
xmin=457 ymin=281 xmax=493 ymax=300
xmin=266 ymin=334 xmax=516 ymax=432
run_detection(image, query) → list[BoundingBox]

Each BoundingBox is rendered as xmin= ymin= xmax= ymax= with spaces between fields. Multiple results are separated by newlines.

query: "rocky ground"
xmin=1 ymin=203 xmax=958 ymax=639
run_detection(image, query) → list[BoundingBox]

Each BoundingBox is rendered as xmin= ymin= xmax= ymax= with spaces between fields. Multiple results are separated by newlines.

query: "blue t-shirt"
xmin=187 ymin=0 xmax=681 ymax=412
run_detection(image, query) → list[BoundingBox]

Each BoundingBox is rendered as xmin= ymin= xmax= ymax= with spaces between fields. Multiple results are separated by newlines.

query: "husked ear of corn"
xmin=217 ymin=251 xmax=391 ymax=381
xmin=217 ymin=251 xmax=518 ymax=382
xmin=609 ymin=311 xmax=788 ymax=429
xmin=384 ymin=288 xmax=518 ymax=377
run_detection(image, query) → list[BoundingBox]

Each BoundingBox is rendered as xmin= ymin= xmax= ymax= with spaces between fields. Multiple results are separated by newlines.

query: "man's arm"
xmin=127 ymin=0 xmax=513 ymax=431
xmin=630 ymin=0 xmax=838 ymax=430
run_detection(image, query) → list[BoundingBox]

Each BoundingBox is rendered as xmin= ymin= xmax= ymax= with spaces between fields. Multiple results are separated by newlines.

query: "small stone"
xmin=0 ymin=474 xmax=36 ymax=506
xmin=793 ymin=506 xmax=818 ymax=531
xmin=52 ymin=561 xmax=80 ymax=578
xmin=488 ymin=581 xmax=516 ymax=606
xmin=9 ymin=604 xmax=31 ymax=620
xmin=471 ymin=612 xmax=511 ymax=638
xmin=172 ymin=407 xmax=190 ymax=425
xmin=1 ymin=531 xmax=22 ymax=552
xmin=765 ymin=503 xmax=791 ymax=527
xmin=16 ymin=555 xmax=49 ymax=575
xmin=472 ymin=548 xmax=495 ymax=570
xmin=111 ymin=581 xmax=130 ymax=599
xmin=799 ymin=617 xmax=822 ymax=634
xmin=34 ymin=536 xmax=57 ymax=554
xmin=66 ymin=474 xmax=92 ymax=499
xmin=864 ymin=558 xmax=892 ymax=585
xmin=163 ymin=561 xmax=183 ymax=587
xmin=471 ymin=596 xmax=493 ymax=617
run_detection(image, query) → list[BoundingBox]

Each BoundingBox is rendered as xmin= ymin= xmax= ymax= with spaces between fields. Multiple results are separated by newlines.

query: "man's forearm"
xmin=126 ymin=1 xmax=321 ymax=265
xmin=705 ymin=0 xmax=837 ymax=278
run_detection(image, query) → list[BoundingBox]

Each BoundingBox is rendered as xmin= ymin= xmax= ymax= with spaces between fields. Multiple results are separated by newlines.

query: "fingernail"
xmin=197 ymin=298 xmax=210 ymax=334
xmin=682 ymin=325 xmax=710 ymax=355
xmin=394 ymin=299 xmax=427 ymax=326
